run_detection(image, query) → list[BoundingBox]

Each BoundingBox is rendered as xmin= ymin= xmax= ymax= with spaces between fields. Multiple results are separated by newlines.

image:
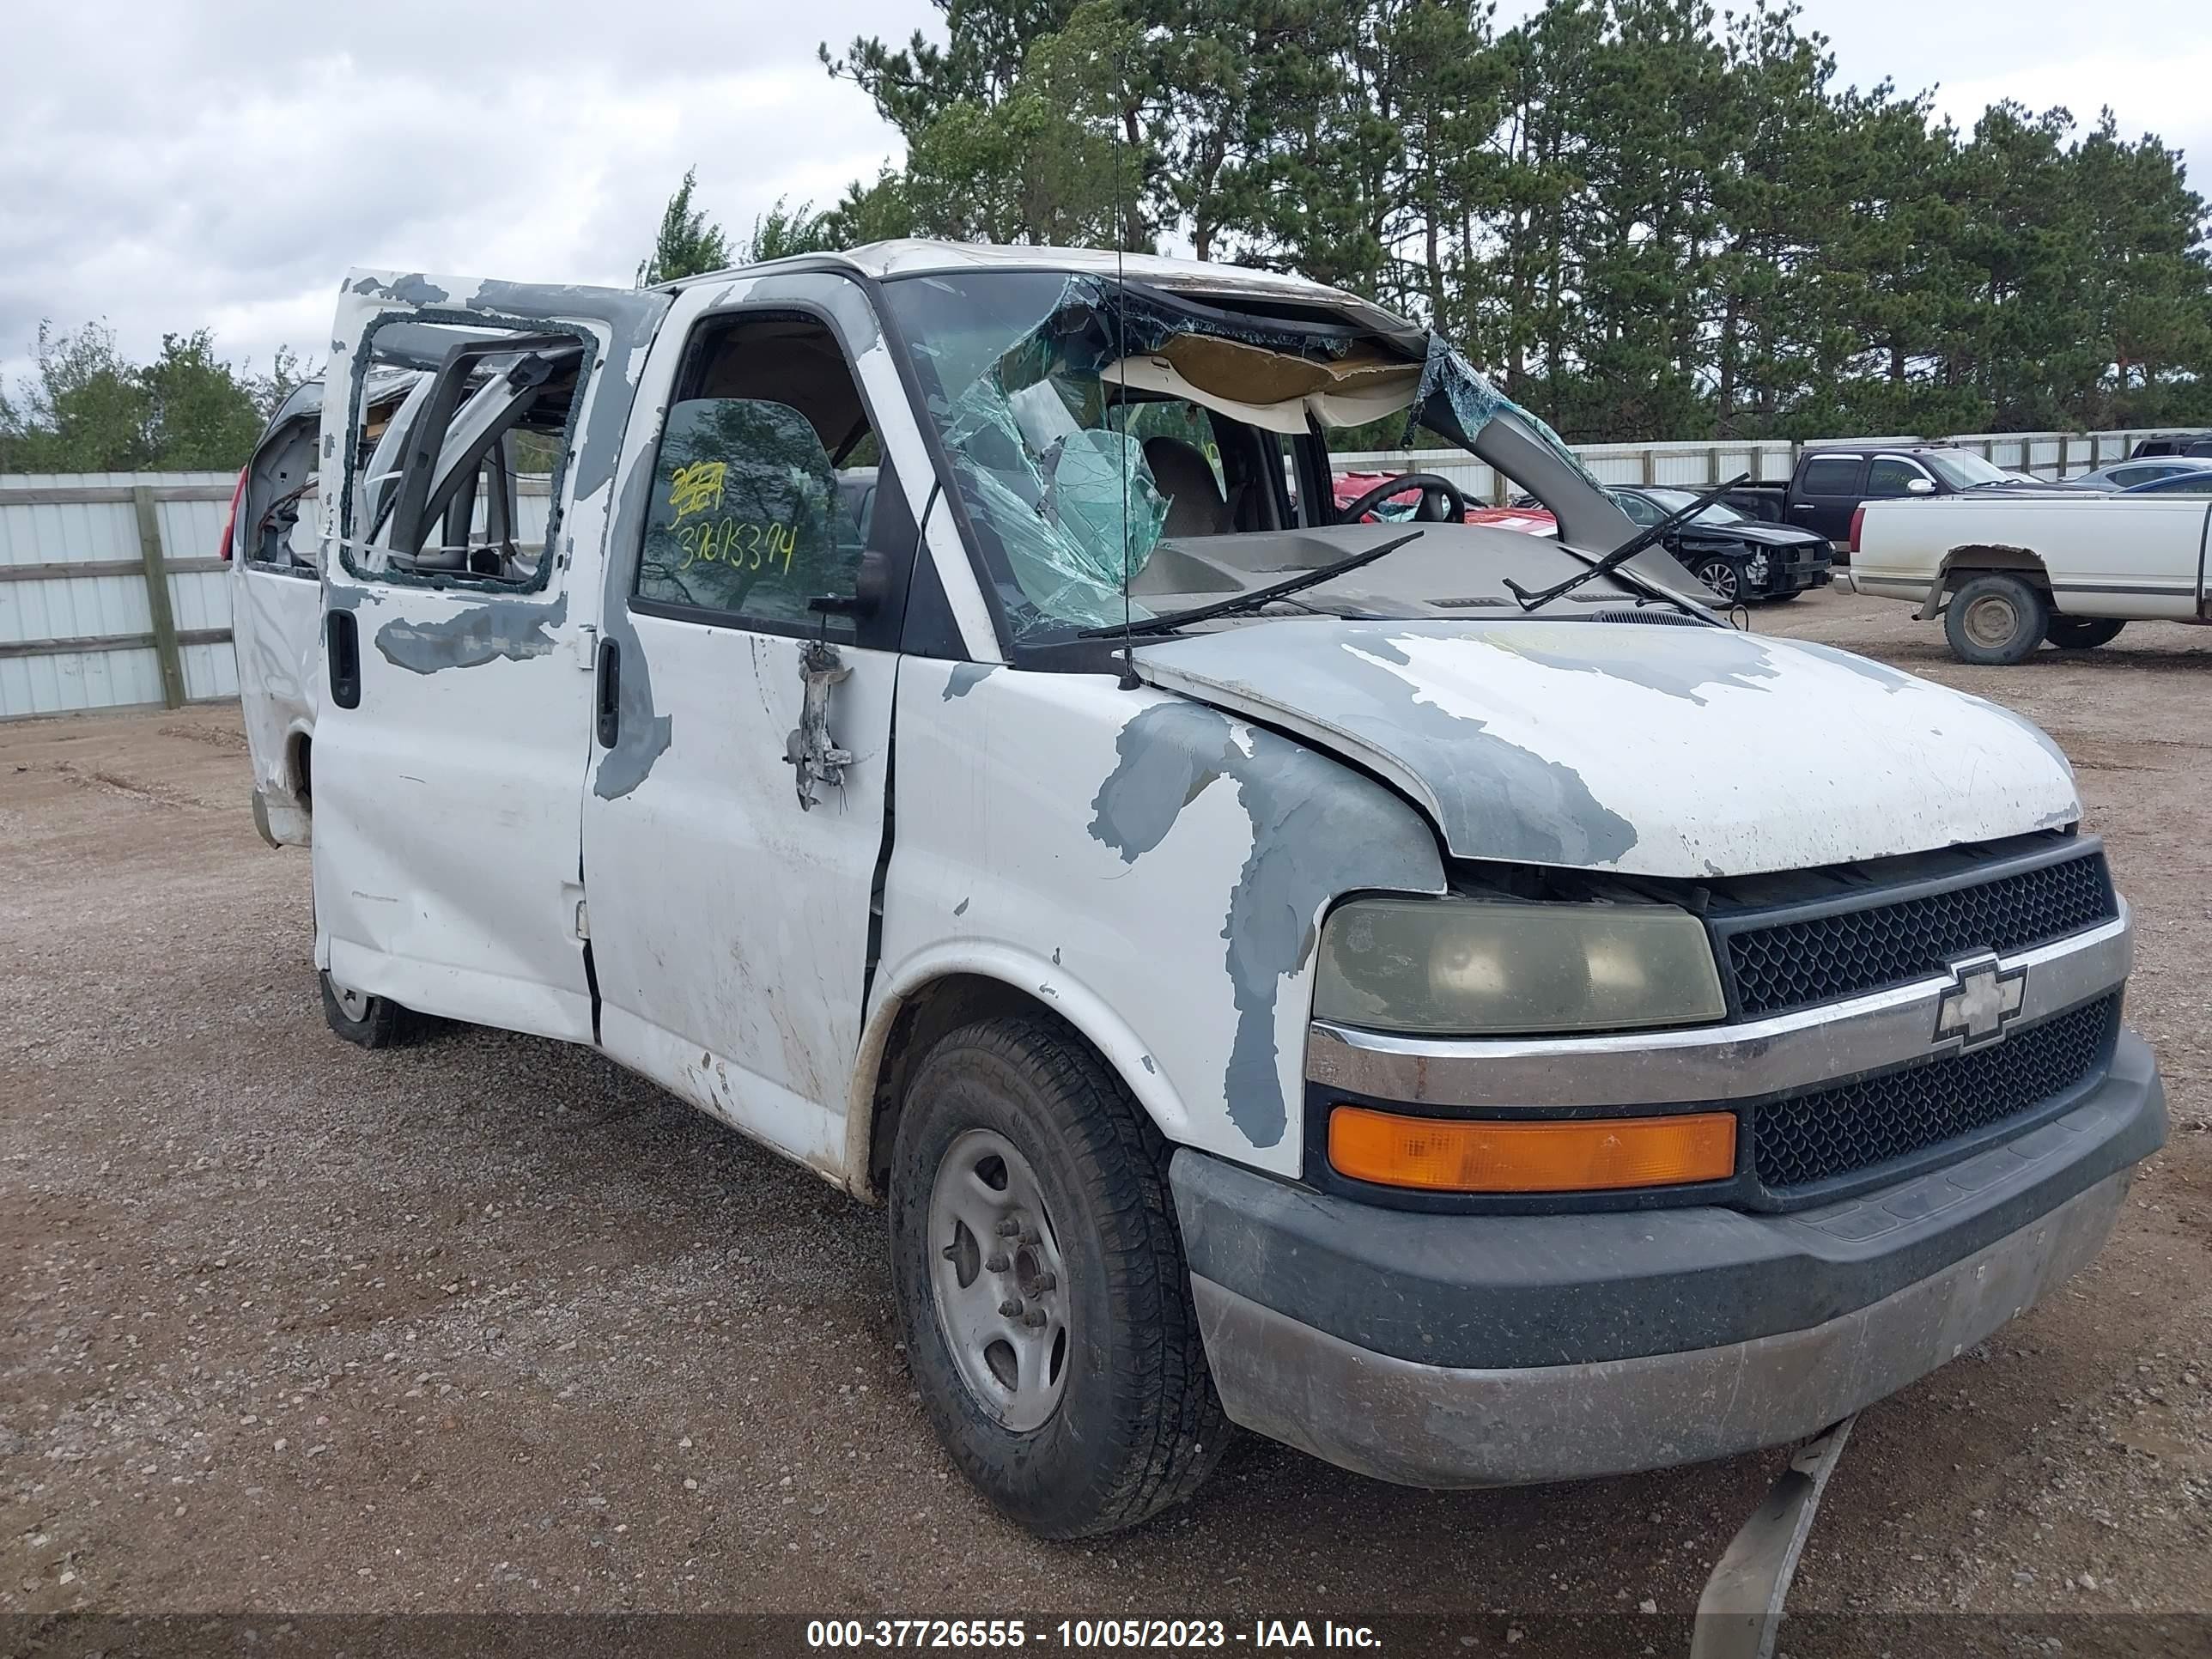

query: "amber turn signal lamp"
xmin=1328 ymin=1105 xmax=1736 ymax=1194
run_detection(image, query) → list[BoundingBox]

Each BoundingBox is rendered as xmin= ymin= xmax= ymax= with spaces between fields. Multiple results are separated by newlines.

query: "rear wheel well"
xmin=866 ymin=975 xmax=1082 ymax=1198
xmin=1937 ymin=544 xmax=2052 ymax=597
xmin=289 ymin=731 xmax=313 ymax=809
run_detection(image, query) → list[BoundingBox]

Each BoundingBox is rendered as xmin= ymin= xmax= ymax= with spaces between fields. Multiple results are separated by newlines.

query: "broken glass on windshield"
xmin=878 ymin=269 xmax=1606 ymax=644
xmin=922 ymin=282 xmax=1171 ymax=633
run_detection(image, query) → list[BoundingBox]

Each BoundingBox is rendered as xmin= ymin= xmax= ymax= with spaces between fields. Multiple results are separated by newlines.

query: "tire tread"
xmin=892 ymin=1014 xmax=1228 ymax=1536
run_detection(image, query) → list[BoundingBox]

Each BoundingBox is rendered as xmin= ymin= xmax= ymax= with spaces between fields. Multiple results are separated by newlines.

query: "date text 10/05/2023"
xmin=804 ymin=1620 xmax=1382 ymax=1650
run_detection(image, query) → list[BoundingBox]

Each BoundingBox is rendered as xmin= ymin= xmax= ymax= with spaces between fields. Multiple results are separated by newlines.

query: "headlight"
xmin=1313 ymin=896 xmax=1725 ymax=1036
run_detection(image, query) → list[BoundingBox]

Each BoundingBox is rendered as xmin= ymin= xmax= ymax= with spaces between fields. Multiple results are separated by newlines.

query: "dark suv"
xmin=2127 ymin=433 xmax=2212 ymax=460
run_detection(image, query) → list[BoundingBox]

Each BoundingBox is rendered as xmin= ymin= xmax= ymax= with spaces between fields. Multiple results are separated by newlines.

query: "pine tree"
xmin=636 ymin=168 xmax=732 ymax=287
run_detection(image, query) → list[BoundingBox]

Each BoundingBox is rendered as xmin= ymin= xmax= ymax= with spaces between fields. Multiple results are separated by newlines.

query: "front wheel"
xmin=887 ymin=1016 xmax=1227 ymax=1537
xmin=1943 ymin=573 xmax=2050 ymax=665
xmin=1690 ymin=556 xmax=1742 ymax=605
xmin=2045 ymin=616 xmax=2126 ymax=650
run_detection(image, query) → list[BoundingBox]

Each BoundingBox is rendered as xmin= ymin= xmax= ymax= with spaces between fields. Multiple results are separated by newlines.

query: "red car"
xmin=1331 ymin=471 xmax=1558 ymax=536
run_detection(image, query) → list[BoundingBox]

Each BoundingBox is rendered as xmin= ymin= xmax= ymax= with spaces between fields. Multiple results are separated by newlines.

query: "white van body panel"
xmin=230 ymin=381 xmax=331 ymax=844
xmin=234 ymin=567 xmax=320 ymax=841
xmin=1854 ymin=494 xmax=2212 ymax=621
xmin=1135 ymin=618 xmax=2081 ymax=878
xmin=876 ymin=659 xmax=1448 ymax=1176
xmin=311 ymin=270 xmax=670 ymax=1043
xmin=574 ymin=268 xmax=994 ymax=1181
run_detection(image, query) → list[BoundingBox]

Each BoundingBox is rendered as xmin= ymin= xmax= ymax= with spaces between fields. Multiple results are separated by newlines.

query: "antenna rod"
xmin=1115 ymin=47 xmax=1140 ymax=691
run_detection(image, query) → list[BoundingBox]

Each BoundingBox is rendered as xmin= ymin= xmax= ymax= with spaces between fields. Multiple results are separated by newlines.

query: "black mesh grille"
xmin=1726 ymin=853 xmax=2114 ymax=1018
xmin=1753 ymin=994 xmax=2118 ymax=1191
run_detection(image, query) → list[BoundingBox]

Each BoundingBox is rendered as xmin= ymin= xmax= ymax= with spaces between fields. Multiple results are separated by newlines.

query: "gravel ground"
xmin=3 ymin=591 xmax=2208 ymax=1654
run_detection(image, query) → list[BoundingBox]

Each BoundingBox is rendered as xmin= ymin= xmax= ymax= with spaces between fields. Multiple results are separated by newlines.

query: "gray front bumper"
xmin=1173 ymin=1034 xmax=2162 ymax=1487
xmin=1192 ymin=1171 xmax=2124 ymax=1487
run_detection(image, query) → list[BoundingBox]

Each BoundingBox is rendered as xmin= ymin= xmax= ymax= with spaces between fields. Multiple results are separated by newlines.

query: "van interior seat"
xmin=1144 ymin=436 xmax=1234 ymax=538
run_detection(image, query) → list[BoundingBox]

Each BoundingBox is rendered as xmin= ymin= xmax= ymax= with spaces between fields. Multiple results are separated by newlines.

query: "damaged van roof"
xmin=659 ymin=239 xmax=1389 ymax=313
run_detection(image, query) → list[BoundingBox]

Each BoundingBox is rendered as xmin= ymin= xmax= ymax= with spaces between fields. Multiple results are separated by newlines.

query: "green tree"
xmin=636 ymin=167 xmax=733 ymax=286
xmin=830 ymin=0 xmax=1141 ymax=247
xmin=825 ymin=167 xmax=920 ymax=246
xmin=739 ymin=197 xmax=839 ymax=263
xmin=0 ymin=322 xmax=150 ymax=471
xmin=140 ymin=331 xmax=268 ymax=470
xmin=1 ymin=322 xmax=279 ymax=473
xmin=246 ymin=345 xmax=319 ymax=422
xmin=807 ymin=0 xmax=2212 ymax=442
xmin=2064 ymin=112 xmax=2212 ymax=427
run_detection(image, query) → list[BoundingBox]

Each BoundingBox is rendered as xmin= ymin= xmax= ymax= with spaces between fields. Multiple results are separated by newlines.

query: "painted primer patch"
xmin=1091 ymin=701 xmax=1437 ymax=1147
xmin=942 ymin=664 xmax=997 ymax=700
xmin=374 ymin=592 xmax=568 ymax=673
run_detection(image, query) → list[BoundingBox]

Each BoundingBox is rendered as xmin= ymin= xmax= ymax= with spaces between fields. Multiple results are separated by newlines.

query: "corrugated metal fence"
xmin=1333 ymin=428 xmax=2185 ymax=505
xmin=0 ymin=472 xmax=239 ymax=719
xmin=0 ymin=474 xmax=555 ymax=720
xmin=1 ymin=427 xmax=2201 ymax=719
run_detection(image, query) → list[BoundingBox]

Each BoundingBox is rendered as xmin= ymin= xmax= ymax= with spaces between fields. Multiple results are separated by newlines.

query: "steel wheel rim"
xmin=1698 ymin=561 xmax=1738 ymax=602
xmin=1965 ymin=594 xmax=2020 ymax=650
xmin=334 ymin=983 xmax=369 ymax=1021
xmin=927 ymin=1127 xmax=1070 ymax=1431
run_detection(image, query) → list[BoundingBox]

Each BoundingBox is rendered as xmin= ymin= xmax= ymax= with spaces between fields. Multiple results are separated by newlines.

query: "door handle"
xmin=595 ymin=638 xmax=621 ymax=747
xmin=1790 ymin=503 xmax=1816 ymax=513
xmin=327 ymin=610 xmax=361 ymax=709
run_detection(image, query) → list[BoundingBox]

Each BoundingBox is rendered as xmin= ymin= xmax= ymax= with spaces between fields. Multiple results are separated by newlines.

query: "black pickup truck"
xmin=1726 ymin=441 xmax=2063 ymax=550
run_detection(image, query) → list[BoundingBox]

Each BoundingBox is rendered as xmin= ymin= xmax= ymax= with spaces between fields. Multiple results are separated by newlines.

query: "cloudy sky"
xmin=3 ymin=0 xmax=2207 ymax=392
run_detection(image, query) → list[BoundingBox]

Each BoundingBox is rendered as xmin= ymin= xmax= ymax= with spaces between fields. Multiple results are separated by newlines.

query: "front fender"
xmin=874 ymin=659 xmax=1448 ymax=1180
xmin=847 ymin=941 xmax=1206 ymax=1195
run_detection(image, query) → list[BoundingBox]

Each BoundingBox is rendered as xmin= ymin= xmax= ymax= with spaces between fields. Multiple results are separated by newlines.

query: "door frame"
xmin=311 ymin=270 xmax=672 ymax=1041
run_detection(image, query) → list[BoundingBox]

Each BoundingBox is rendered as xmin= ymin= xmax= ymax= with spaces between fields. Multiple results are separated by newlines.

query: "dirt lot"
xmin=3 ymin=592 xmax=2209 ymax=1652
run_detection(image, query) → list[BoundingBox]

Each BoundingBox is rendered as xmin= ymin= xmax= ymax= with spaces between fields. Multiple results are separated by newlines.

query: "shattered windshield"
xmin=879 ymin=270 xmax=1607 ymax=646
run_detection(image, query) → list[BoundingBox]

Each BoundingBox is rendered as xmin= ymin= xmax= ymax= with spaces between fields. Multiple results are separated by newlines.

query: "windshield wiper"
xmin=1076 ymin=528 xmax=1426 ymax=640
xmin=1504 ymin=473 xmax=1749 ymax=613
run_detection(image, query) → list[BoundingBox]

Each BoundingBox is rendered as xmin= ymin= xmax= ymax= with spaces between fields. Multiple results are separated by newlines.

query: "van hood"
xmin=1133 ymin=618 xmax=2079 ymax=878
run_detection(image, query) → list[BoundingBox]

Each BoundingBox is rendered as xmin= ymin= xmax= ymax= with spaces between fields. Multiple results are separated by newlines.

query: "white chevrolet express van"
xmin=232 ymin=244 xmax=2164 ymax=1539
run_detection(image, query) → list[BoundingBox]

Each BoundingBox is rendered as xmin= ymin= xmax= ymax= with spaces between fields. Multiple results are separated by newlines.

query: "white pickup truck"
xmin=1850 ymin=492 xmax=2212 ymax=662
xmin=228 ymin=242 xmax=2163 ymax=1545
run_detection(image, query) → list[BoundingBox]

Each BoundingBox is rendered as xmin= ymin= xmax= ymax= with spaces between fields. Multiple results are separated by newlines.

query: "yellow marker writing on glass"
xmin=668 ymin=460 xmax=728 ymax=524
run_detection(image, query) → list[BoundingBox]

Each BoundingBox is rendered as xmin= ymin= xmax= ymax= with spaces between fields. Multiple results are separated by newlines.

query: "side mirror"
xmin=1905 ymin=477 xmax=1936 ymax=495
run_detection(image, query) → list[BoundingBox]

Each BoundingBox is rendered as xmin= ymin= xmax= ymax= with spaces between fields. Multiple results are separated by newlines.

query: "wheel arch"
xmin=285 ymin=720 xmax=315 ymax=807
xmin=1916 ymin=543 xmax=2053 ymax=620
xmin=845 ymin=949 xmax=1198 ymax=1205
xmin=1938 ymin=542 xmax=2052 ymax=586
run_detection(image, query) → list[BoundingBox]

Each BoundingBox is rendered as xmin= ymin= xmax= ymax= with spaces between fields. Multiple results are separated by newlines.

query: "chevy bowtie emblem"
xmin=1934 ymin=951 xmax=2028 ymax=1050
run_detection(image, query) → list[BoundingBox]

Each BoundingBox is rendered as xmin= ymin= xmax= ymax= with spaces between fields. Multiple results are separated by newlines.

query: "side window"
xmin=1865 ymin=458 xmax=1927 ymax=497
xmin=343 ymin=320 xmax=591 ymax=589
xmin=241 ymin=422 xmax=322 ymax=574
xmin=1800 ymin=456 xmax=1861 ymax=496
xmin=1613 ymin=492 xmax=1661 ymax=527
xmin=632 ymin=312 xmax=872 ymax=638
